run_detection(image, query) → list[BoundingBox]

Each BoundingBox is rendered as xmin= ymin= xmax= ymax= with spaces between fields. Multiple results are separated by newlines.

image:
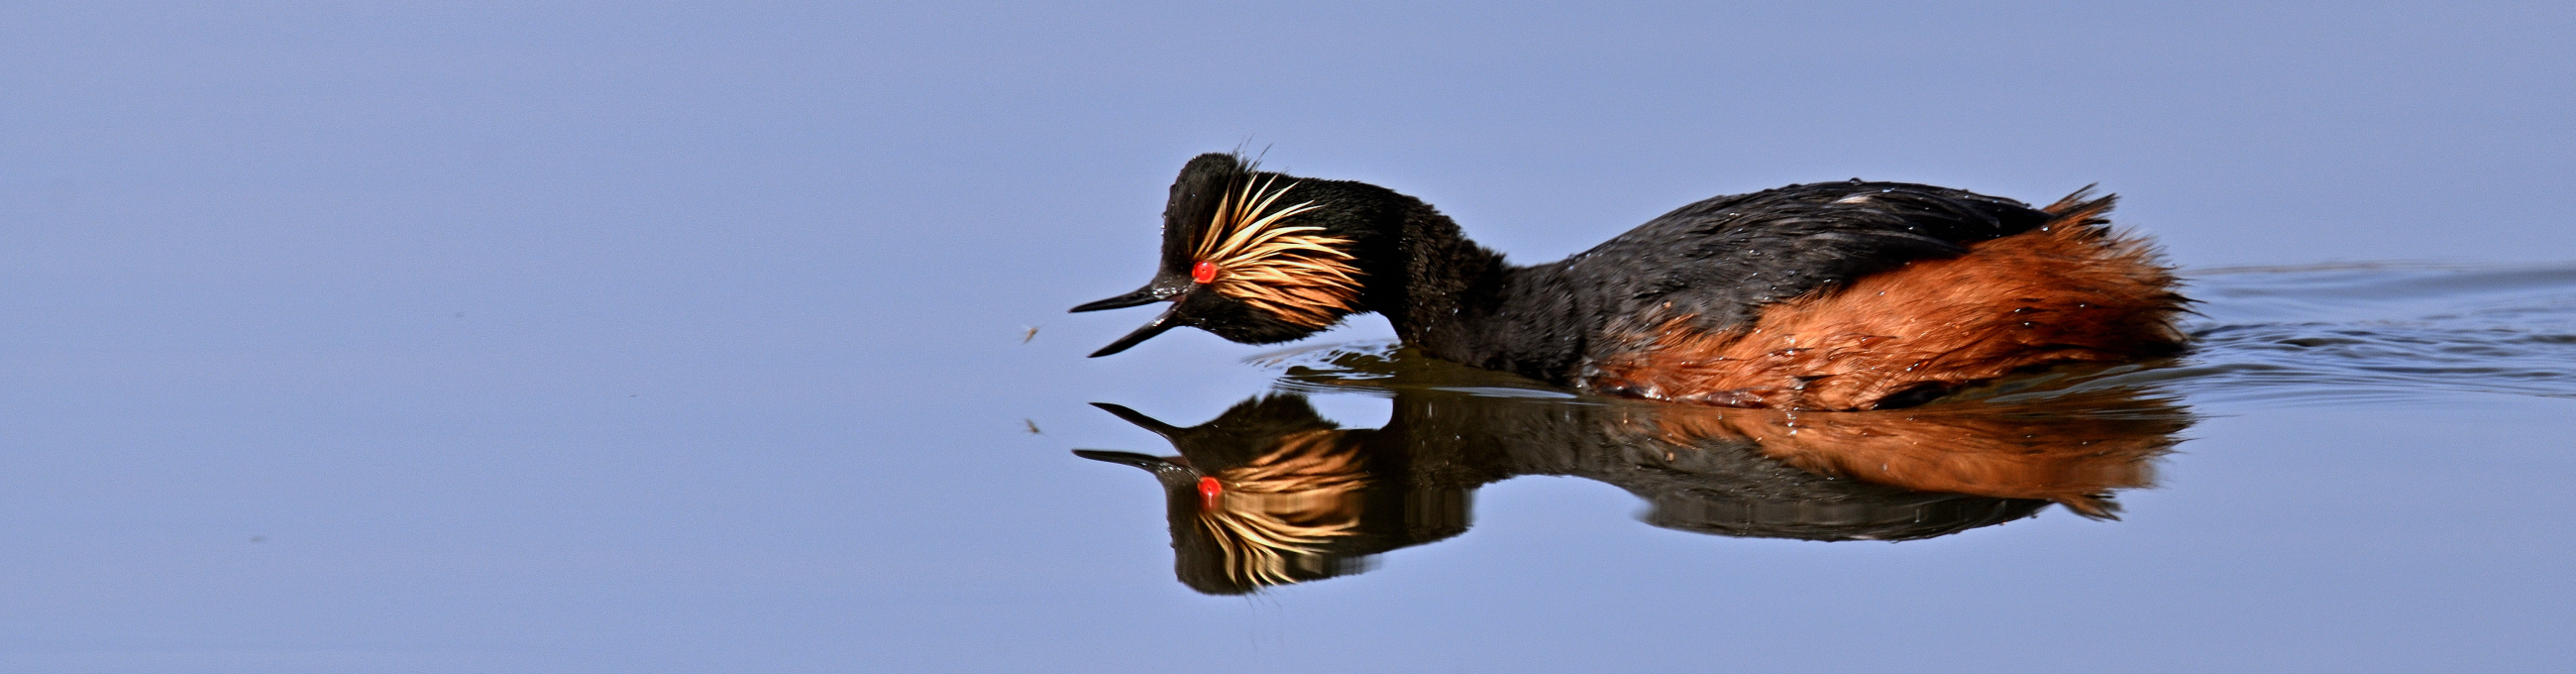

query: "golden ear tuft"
xmin=1191 ymin=176 xmax=1362 ymax=327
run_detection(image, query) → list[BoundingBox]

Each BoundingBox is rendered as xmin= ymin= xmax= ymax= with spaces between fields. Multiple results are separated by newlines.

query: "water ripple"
xmin=2175 ymin=262 xmax=2576 ymax=406
xmin=1251 ymin=262 xmax=2576 ymax=409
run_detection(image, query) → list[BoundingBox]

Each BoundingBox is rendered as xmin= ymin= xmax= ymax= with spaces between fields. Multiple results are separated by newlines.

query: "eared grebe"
xmin=1073 ymin=154 xmax=2188 ymax=410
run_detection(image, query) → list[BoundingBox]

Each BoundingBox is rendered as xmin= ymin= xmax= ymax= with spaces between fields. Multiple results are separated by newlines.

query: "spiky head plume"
xmin=1188 ymin=175 xmax=1362 ymax=327
xmin=1073 ymin=154 xmax=1384 ymax=356
xmin=1153 ymin=154 xmax=1368 ymax=330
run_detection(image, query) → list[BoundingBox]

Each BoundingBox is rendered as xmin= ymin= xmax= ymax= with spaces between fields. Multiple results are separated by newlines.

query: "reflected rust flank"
xmin=1648 ymin=402 xmax=2185 ymax=518
xmin=1587 ymin=196 xmax=2187 ymax=410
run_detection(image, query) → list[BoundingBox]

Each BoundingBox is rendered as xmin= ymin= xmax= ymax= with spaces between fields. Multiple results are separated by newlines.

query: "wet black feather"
xmin=1408 ymin=180 xmax=2055 ymax=383
xmin=1123 ymin=156 xmax=2066 ymax=388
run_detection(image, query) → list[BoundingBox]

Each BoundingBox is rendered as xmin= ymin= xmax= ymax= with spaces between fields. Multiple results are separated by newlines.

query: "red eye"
xmin=1190 ymin=261 xmax=1217 ymax=283
xmin=1197 ymin=476 xmax=1223 ymax=508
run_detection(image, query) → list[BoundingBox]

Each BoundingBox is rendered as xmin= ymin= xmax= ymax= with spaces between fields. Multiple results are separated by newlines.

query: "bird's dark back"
xmin=1560 ymin=180 xmax=2057 ymax=335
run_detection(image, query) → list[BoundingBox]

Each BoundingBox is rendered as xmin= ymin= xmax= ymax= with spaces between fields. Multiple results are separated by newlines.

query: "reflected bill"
xmin=1076 ymin=358 xmax=2189 ymax=595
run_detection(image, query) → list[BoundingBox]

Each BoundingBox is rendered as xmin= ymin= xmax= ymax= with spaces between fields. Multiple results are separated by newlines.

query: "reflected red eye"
xmin=1197 ymin=476 xmax=1223 ymax=508
xmin=1190 ymin=261 xmax=1217 ymax=283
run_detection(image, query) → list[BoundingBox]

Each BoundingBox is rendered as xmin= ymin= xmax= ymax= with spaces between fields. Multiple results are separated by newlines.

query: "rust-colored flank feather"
xmin=1193 ymin=176 xmax=1363 ymax=327
xmin=1588 ymin=196 xmax=2188 ymax=410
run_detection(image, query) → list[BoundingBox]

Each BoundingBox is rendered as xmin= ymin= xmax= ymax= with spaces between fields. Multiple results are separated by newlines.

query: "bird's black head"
xmin=1071 ymin=153 xmax=1381 ymax=357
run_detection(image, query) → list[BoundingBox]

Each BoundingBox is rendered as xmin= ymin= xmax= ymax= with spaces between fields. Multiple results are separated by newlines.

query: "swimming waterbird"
xmin=1073 ymin=154 xmax=2188 ymax=410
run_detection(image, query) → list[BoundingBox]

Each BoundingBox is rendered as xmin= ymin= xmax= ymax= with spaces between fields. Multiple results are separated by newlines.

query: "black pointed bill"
xmin=1086 ymin=302 xmax=1184 ymax=357
xmin=1089 ymin=402 xmax=1183 ymax=437
xmin=1071 ymin=449 xmax=1178 ymax=471
xmin=1069 ymin=275 xmax=1191 ymax=313
xmin=1071 ymin=449 xmax=1202 ymax=491
xmin=1069 ymin=286 xmax=1162 ymax=313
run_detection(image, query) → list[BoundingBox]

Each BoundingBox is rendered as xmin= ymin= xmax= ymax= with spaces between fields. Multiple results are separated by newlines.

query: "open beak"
xmin=1084 ymin=303 xmax=1183 ymax=357
xmin=1072 ymin=277 xmax=1195 ymax=357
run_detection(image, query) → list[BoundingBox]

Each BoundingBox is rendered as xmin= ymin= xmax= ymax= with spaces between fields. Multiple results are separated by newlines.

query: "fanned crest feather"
xmin=1192 ymin=175 xmax=1362 ymax=327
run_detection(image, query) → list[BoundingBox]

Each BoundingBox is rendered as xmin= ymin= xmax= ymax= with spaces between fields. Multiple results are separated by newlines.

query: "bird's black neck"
xmin=1362 ymin=203 xmax=1592 ymax=385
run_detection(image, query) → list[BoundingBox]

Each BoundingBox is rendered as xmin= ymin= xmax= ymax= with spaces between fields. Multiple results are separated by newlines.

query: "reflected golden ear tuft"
xmin=1192 ymin=176 xmax=1362 ymax=327
xmin=1193 ymin=430 xmax=1368 ymax=588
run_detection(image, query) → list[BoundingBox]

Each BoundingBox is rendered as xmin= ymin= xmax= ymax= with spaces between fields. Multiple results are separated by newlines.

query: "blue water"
xmin=8 ymin=4 xmax=2576 ymax=673
xmin=1047 ymin=262 xmax=2576 ymax=669
xmin=2174 ymin=263 xmax=2576 ymax=404
xmin=1099 ymin=263 xmax=2576 ymax=586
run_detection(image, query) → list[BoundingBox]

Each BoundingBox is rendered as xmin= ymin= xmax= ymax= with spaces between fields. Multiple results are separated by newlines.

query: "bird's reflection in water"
xmin=1078 ymin=347 xmax=2192 ymax=595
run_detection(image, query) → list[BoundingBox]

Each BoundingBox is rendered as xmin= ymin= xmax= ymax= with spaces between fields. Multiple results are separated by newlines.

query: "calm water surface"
xmin=8 ymin=5 xmax=2576 ymax=673
xmin=20 ymin=260 xmax=2573 ymax=672
xmin=1070 ymin=262 xmax=2576 ymax=597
